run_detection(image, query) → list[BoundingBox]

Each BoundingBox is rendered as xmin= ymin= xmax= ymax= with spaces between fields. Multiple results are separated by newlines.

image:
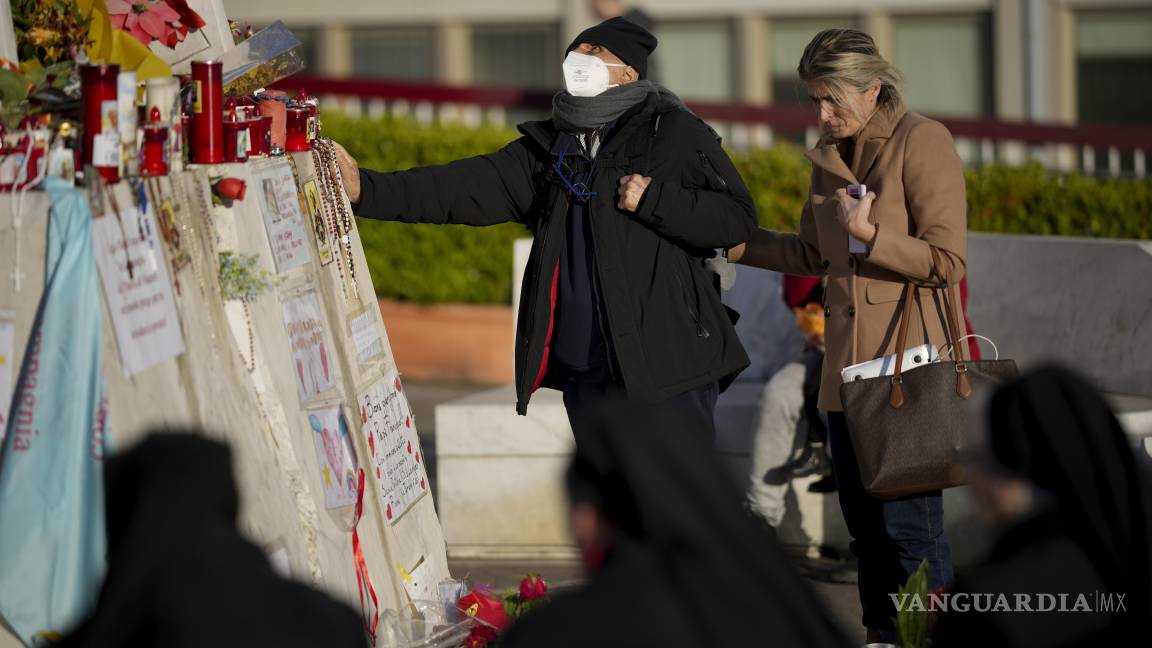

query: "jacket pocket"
xmin=697 ymin=151 xmax=729 ymax=191
xmin=674 ymin=256 xmax=711 ymax=339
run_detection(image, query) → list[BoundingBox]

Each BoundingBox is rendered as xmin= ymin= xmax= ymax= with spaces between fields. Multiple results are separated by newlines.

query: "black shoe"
xmin=788 ymin=444 xmax=832 ymax=478
xmin=807 ymin=474 xmax=837 ymax=493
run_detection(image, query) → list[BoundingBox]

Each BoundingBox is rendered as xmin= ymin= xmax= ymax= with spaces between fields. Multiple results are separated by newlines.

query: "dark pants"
xmin=562 ymin=381 xmax=719 ymax=467
xmin=827 ymin=411 xmax=954 ymax=635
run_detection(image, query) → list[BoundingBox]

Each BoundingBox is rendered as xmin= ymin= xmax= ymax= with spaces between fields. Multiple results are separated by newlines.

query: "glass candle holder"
xmin=285 ymin=105 xmax=310 ymax=153
xmin=190 ymin=60 xmax=224 ymax=164
xmin=80 ymin=62 xmax=121 ymax=182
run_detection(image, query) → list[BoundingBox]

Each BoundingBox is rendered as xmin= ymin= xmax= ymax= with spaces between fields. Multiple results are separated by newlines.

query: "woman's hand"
xmin=332 ymin=141 xmax=362 ymax=203
xmin=834 ymin=188 xmax=878 ymax=244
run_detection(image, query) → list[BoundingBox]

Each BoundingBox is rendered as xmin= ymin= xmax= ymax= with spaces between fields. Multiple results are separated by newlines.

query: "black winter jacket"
xmin=354 ymin=92 xmax=756 ymax=414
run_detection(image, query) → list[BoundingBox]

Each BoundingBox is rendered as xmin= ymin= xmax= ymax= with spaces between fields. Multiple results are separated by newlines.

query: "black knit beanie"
xmin=565 ymin=17 xmax=658 ymax=80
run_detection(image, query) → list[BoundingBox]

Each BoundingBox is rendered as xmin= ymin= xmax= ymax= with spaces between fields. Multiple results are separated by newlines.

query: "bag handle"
xmin=888 ymin=247 xmax=971 ymax=408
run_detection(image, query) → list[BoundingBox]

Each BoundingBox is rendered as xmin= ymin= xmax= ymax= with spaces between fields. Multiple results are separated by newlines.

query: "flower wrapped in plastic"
xmin=220 ymin=21 xmax=305 ymax=97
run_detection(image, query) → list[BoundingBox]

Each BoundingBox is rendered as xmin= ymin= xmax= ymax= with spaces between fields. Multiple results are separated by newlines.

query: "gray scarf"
xmin=551 ymin=81 xmax=685 ymax=132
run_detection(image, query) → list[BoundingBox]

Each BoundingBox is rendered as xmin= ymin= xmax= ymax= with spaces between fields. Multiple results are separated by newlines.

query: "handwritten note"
xmin=254 ymin=160 xmax=311 ymax=273
xmin=358 ymin=372 xmax=427 ymax=524
xmin=93 ymin=205 xmax=186 ymax=376
xmin=350 ymin=310 xmax=383 ymax=364
xmin=281 ymin=290 xmax=336 ymax=402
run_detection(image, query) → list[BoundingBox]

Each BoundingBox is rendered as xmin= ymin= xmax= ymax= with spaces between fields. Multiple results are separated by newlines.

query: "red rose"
xmin=457 ymin=590 xmax=510 ymax=631
xmin=519 ymin=574 xmax=548 ymax=601
xmin=213 ymin=177 xmax=247 ymax=202
xmin=465 ymin=624 xmax=498 ymax=648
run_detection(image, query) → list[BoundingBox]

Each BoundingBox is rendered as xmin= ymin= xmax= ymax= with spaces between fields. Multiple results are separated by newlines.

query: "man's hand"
xmin=834 ymin=188 xmax=877 ymax=243
xmin=617 ymin=174 xmax=652 ymax=212
xmin=332 ymin=141 xmax=362 ymax=204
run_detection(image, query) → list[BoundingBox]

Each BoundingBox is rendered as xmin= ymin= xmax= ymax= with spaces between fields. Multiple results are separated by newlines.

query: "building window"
xmin=769 ymin=18 xmax=856 ymax=105
xmin=471 ymin=24 xmax=560 ymax=90
xmin=892 ymin=14 xmax=993 ymax=117
xmin=350 ymin=27 xmax=436 ymax=81
xmin=654 ymin=21 xmax=735 ymax=101
xmin=1076 ymin=11 xmax=1152 ymax=126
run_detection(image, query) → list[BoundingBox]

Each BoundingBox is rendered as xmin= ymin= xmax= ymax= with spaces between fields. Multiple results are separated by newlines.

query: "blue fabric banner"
xmin=0 ymin=177 xmax=109 ymax=646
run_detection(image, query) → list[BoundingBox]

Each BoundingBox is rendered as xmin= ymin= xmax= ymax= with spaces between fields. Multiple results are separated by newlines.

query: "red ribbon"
xmin=352 ymin=469 xmax=380 ymax=644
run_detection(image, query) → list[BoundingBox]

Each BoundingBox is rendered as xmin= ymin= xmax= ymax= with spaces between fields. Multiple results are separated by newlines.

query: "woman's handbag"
xmin=839 ymin=250 xmax=1018 ymax=499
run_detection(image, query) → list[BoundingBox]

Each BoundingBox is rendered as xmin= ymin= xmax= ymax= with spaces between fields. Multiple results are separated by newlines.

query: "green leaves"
xmin=0 ymin=68 xmax=31 ymax=104
xmin=218 ymin=251 xmax=280 ymax=303
xmin=895 ymin=559 xmax=933 ymax=648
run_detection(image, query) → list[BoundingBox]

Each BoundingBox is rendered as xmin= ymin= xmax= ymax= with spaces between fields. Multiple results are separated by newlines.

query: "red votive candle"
xmin=190 ymin=60 xmax=223 ymax=164
xmin=285 ymin=104 xmax=310 ymax=152
xmin=80 ymin=62 xmax=121 ymax=182
xmin=223 ymin=109 xmax=249 ymax=163
xmin=248 ymin=111 xmax=271 ymax=157
xmin=141 ymin=106 xmax=169 ymax=176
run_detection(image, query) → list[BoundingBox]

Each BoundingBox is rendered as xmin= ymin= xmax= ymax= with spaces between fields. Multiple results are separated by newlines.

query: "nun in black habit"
xmin=933 ymin=365 xmax=1152 ymax=647
xmin=500 ymin=383 xmax=851 ymax=648
xmin=59 ymin=432 xmax=366 ymax=648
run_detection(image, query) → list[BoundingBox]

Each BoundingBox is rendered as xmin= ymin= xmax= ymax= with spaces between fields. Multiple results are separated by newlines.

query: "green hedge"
xmin=324 ymin=113 xmax=1152 ymax=305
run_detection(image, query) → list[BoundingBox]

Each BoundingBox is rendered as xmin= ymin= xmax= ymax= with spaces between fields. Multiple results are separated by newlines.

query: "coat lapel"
xmin=851 ymin=100 xmax=907 ymax=183
xmin=805 ymin=144 xmax=857 ymax=185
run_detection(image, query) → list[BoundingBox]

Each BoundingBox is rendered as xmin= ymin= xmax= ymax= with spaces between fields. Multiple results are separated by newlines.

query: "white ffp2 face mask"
xmin=562 ymin=51 xmax=626 ymax=97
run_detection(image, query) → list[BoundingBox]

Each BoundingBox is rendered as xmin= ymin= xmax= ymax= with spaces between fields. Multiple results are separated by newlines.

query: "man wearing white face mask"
xmin=334 ymin=18 xmax=757 ymax=464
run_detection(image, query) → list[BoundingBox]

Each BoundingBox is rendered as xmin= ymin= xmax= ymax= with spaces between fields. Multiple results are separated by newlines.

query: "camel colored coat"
xmin=736 ymin=100 xmax=969 ymax=411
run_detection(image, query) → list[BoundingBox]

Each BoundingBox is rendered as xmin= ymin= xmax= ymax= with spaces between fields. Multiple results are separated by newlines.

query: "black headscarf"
xmin=59 ymin=432 xmax=365 ymax=648
xmin=502 ymin=398 xmax=850 ymax=648
xmin=934 ymin=366 xmax=1152 ymax=647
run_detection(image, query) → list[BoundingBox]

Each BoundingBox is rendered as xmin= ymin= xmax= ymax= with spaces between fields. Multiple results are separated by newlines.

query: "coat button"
xmin=848 ymin=306 xmax=856 ymax=317
xmin=822 ymin=259 xmax=830 ymax=269
xmin=824 ymin=306 xmax=831 ymax=318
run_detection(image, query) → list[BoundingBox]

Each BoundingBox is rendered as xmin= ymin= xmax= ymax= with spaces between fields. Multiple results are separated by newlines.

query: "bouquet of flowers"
xmin=455 ymin=574 xmax=550 ymax=648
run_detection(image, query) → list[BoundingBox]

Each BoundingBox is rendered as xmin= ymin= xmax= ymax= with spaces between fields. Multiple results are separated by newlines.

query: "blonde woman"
xmin=727 ymin=29 xmax=968 ymax=643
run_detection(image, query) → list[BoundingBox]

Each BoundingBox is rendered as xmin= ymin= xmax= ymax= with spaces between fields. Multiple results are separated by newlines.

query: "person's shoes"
xmin=807 ymin=473 xmax=837 ymax=493
xmin=786 ymin=443 xmax=832 ymax=478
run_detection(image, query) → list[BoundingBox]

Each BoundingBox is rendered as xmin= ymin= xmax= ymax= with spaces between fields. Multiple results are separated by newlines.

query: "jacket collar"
xmin=805 ymin=99 xmax=908 ymax=185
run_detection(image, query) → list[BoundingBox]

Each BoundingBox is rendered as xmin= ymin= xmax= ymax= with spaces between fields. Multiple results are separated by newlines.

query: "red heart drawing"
xmin=375 ymin=466 xmax=381 ymax=479
xmin=386 ymin=503 xmax=393 ymax=519
xmin=406 ymin=440 xmax=412 ymax=454
xmin=394 ymin=377 xmax=402 ymax=392
xmin=405 ymin=416 xmax=411 ymax=428
xmin=420 ymin=478 xmax=426 ymax=490
xmin=415 ymin=452 xmax=421 ymax=464
xmin=367 ymin=433 xmax=375 ymax=455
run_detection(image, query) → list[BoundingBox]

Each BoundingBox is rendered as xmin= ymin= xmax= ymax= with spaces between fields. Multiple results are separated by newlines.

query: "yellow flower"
xmin=26 ymin=27 xmax=59 ymax=47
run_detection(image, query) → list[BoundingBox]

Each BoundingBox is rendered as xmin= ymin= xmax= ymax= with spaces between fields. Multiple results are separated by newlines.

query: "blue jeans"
xmin=827 ymin=411 xmax=954 ymax=635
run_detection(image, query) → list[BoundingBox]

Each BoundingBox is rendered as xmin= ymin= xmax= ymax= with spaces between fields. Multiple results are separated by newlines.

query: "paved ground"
xmin=407 ymin=381 xmax=867 ymax=645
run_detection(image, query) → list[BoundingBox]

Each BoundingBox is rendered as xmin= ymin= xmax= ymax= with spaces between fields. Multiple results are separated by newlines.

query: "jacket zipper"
xmin=675 ymin=269 xmax=711 ymax=338
xmin=698 ymin=151 xmax=728 ymax=190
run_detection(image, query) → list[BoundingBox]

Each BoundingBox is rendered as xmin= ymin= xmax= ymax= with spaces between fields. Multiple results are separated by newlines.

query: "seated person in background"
xmin=933 ymin=366 xmax=1152 ymax=648
xmin=747 ymin=275 xmax=834 ymax=528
